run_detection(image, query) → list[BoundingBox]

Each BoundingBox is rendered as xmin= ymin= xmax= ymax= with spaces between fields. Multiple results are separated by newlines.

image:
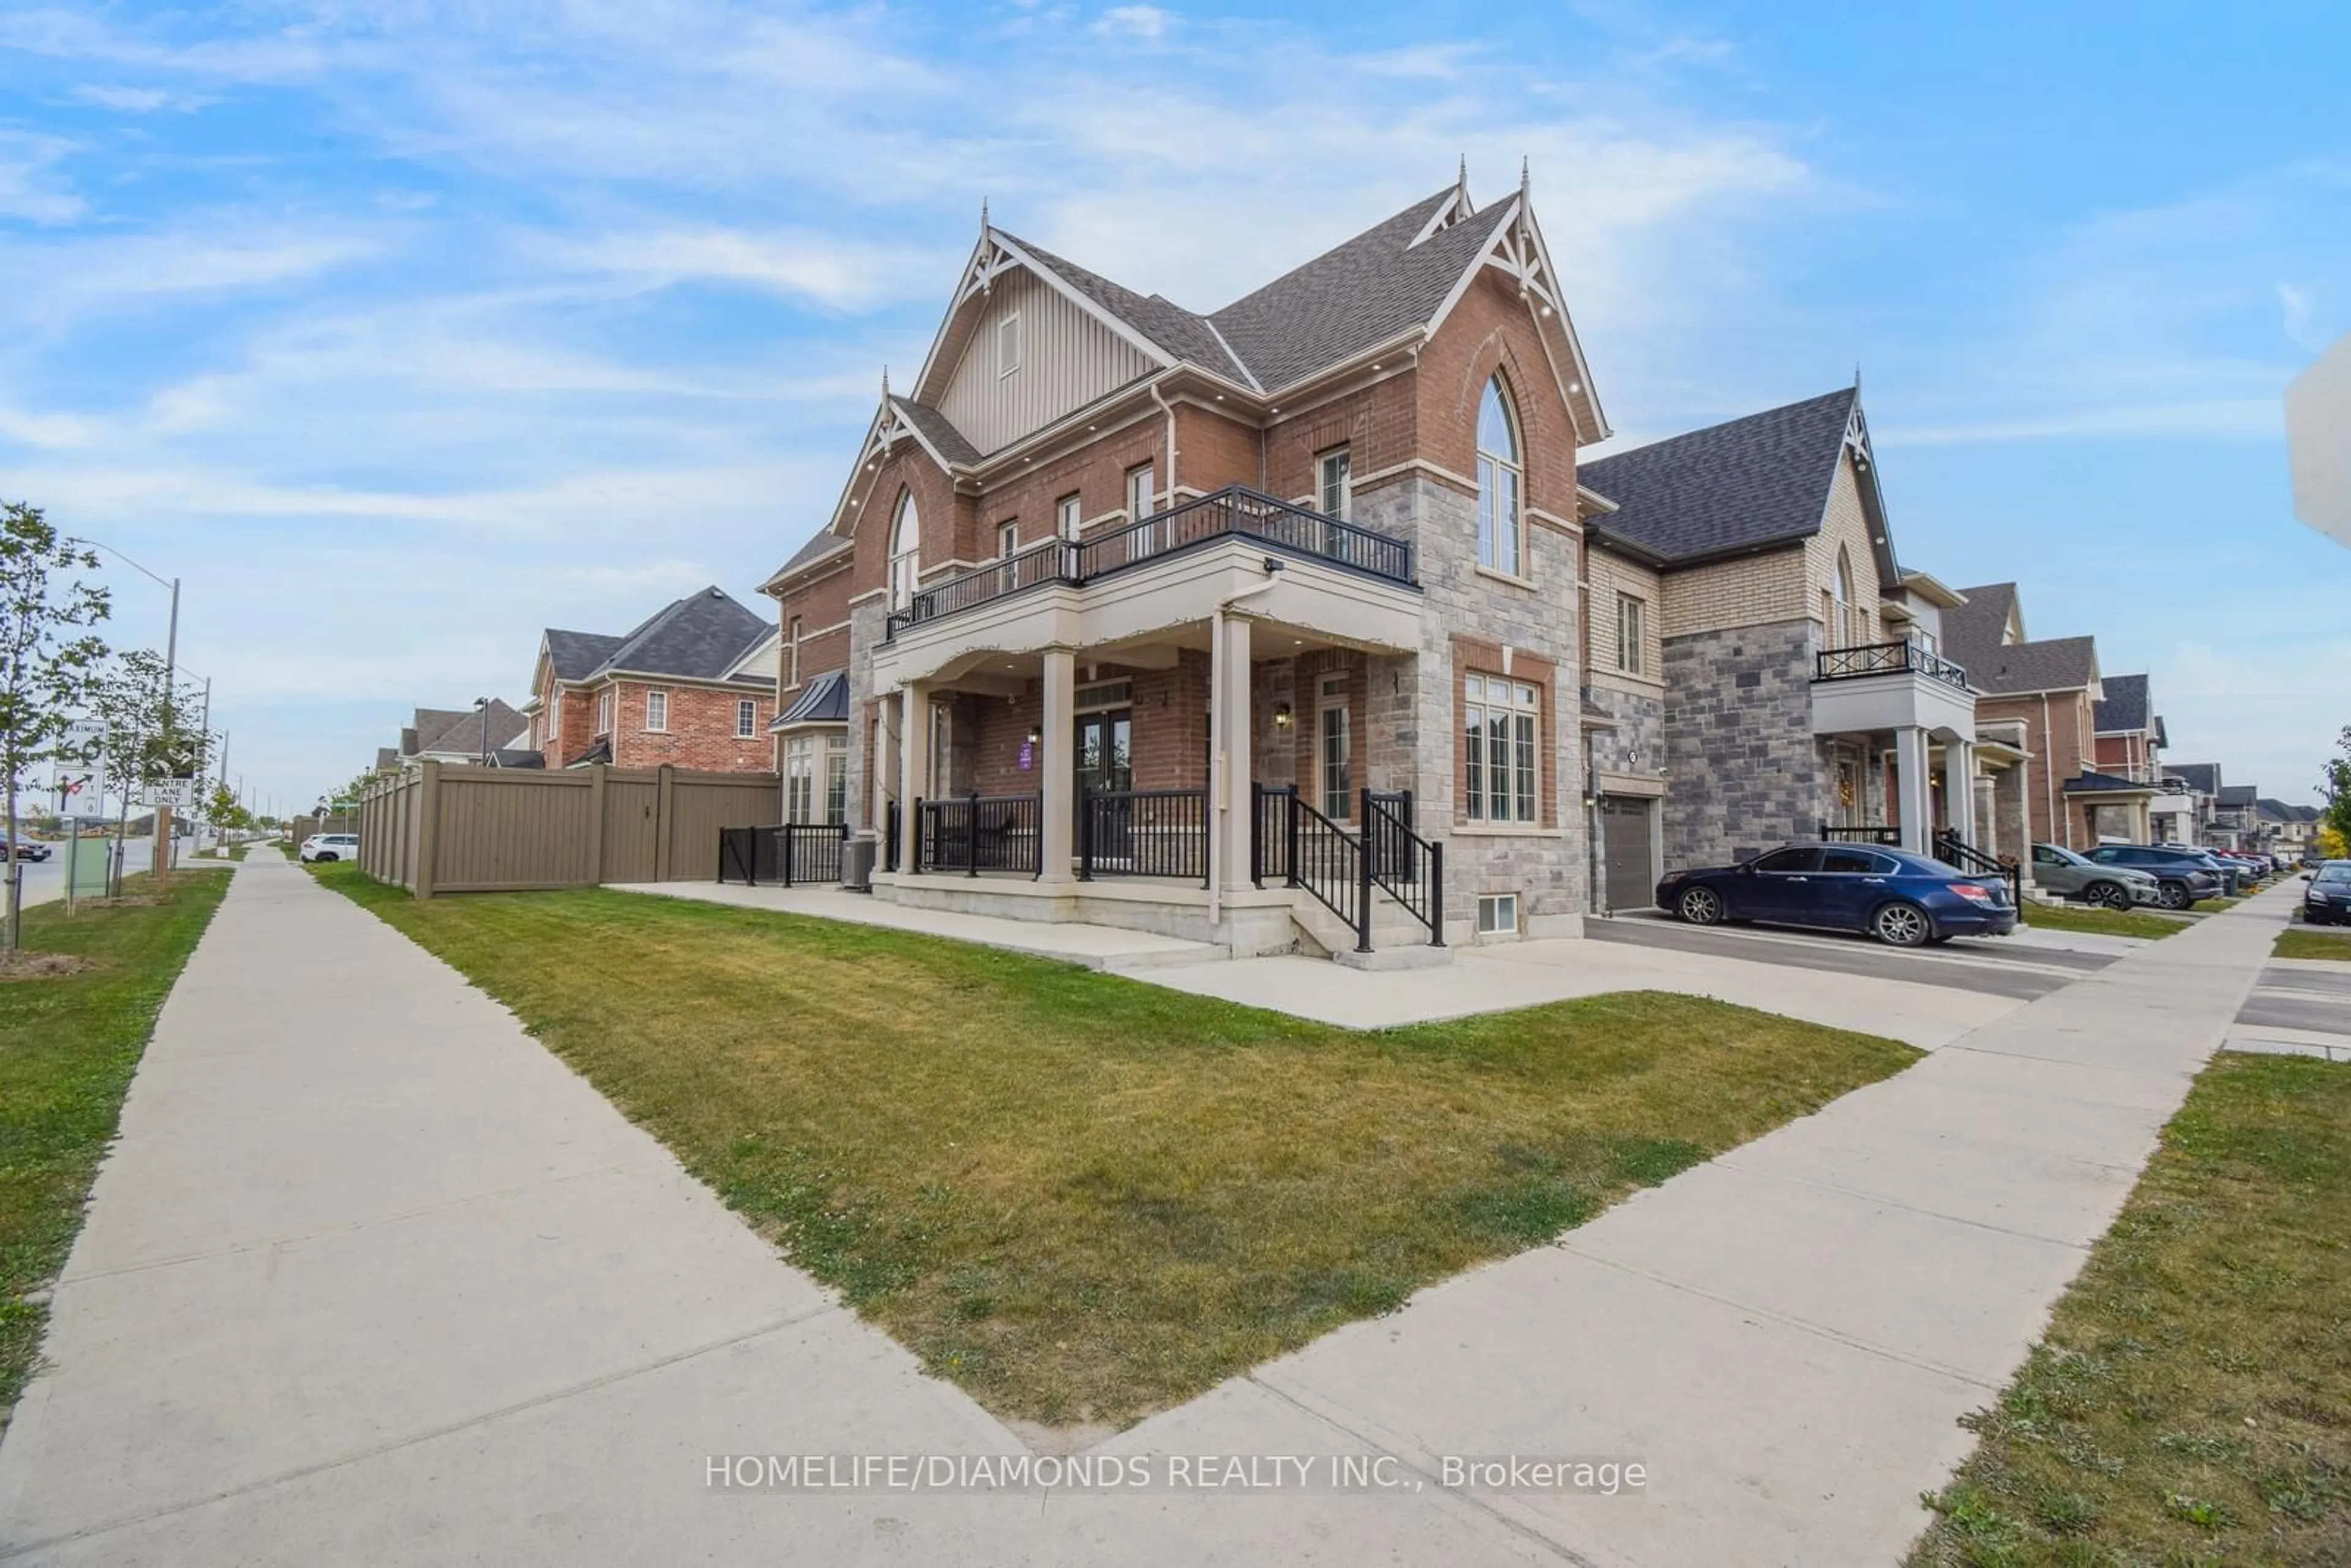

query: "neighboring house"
xmin=762 ymin=171 xmax=1612 ymax=954
xmin=2255 ymin=797 xmax=2322 ymax=860
xmin=1941 ymin=583 xmax=2145 ymax=849
xmin=2211 ymin=783 xmax=2260 ymax=850
xmin=2093 ymin=673 xmax=2195 ymax=844
xmin=1574 ymin=387 xmax=1985 ymax=899
xmin=521 ymin=587 xmax=779 ymax=771
xmin=394 ymin=700 xmax=529 ymax=768
xmin=2165 ymin=762 xmax=2222 ymax=846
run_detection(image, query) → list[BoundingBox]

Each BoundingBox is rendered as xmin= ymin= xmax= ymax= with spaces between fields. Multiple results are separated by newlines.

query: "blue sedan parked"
xmin=1657 ymin=843 xmax=2017 ymax=947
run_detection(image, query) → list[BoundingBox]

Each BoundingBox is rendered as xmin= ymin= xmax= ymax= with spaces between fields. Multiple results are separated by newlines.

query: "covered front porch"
xmin=864 ymin=583 xmax=1444 ymax=961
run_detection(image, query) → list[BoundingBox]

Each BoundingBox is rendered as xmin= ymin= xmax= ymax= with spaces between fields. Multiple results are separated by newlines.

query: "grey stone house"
xmin=1576 ymin=388 xmax=1982 ymax=906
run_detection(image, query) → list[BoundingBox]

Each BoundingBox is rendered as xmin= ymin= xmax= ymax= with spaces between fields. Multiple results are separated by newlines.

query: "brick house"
xmin=2091 ymin=673 xmax=2198 ymax=844
xmin=1573 ymin=389 xmax=1989 ymax=906
xmin=762 ymin=172 xmax=1612 ymax=956
xmin=1940 ymin=583 xmax=2151 ymax=849
xmin=520 ymin=587 xmax=779 ymax=773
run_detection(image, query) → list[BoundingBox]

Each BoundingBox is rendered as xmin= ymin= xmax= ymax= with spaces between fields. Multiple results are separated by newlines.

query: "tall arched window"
xmin=1476 ymin=374 xmax=1523 ymax=577
xmin=888 ymin=490 xmax=920 ymax=611
xmin=1832 ymin=547 xmax=1861 ymax=648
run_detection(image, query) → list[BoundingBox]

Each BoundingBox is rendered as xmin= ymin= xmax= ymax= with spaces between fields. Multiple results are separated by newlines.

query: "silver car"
xmin=2029 ymin=843 xmax=2161 ymax=909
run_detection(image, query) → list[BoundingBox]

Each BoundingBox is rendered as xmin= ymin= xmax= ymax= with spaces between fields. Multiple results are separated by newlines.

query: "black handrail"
xmin=1812 ymin=639 xmax=1971 ymax=691
xmin=882 ymin=800 xmax=901 ymax=873
xmin=915 ymin=792 xmax=1042 ymax=877
xmin=1250 ymin=782 xmax=1294 ymax=887
xmin=1283 ymin=790 xmax=1371 ymax=953
xmin=885 ymin=485 xmax=1415 ymax=640
xmin=718 ymin=823 xmax=850 ymax=886
xmin=1361 ymin=787 xmax=1444 ymax=945
xmin=1934 ymin=828 xmax=2022 ymax=909
xmin=1077 ymin=787 xmax=1207 ymax=882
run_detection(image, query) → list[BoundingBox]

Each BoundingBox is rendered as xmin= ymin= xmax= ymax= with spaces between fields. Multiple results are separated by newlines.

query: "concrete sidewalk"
xmin=0 ymin=859 xmax=2295 ymax=1566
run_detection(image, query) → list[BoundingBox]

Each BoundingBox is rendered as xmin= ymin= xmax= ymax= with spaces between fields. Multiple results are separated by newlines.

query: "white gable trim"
xmin=912 ymin=230 xmax=1174 ymax=407
xmin=1423 ymin=197 xmax=1610 ymax=445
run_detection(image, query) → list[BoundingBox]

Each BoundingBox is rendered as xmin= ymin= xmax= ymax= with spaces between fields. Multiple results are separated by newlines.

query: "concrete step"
xmin=1288 ymin=890 xmax=1449 ymax=967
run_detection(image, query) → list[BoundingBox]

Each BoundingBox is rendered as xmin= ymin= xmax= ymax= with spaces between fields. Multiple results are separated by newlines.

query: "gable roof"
xmin=1205 ymin=191 xmax=1513 ymax=393
xmin=410 ymin=700 xmax=525 ymax=757
xmin=2093 ymin=672 xmax=2151 ymax=733
xmin=545 ymin=589 xmax=773 ymax=686
xmin=1943 ymin=583 xmax=2099 ymax=695
xmin=1008 ymin=237 xmax=1253 ymax=384
xmin=1576 ymin=388 xmax=1865 ymax=566
xmin=2218 ymin=784 xmax=2259 ymax=807
xmin=2168 ymin=762 xmax=2221 ymax=795
xmin=2255 ymin=797 xmax=2305 ymax=823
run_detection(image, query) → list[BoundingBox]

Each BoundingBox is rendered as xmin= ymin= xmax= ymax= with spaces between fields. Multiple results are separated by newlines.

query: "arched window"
xmin=1476 ymin=374 xmax=1523 ymax=577
xmin=1831 ymin=546 xmax=1858 ymax=649
xmin=888 ymin=490 xmax=920 ymax=611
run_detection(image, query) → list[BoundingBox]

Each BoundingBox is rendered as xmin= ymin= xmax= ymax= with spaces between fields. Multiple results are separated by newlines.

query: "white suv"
xmin=299 ymin=833 xmax=359 ymax=863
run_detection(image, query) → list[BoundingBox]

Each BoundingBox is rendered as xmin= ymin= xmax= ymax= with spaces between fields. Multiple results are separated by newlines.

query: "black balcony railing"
xmin=1077 ymin=787 xmax=1207 ymax=882
xmin=916 ymin=792 xmax=1042 ymax=876
xmin=1812 ymin=639 xmax=1970 ymax=691
xmin=884 ymin=485 xmax=1417 ymax=640
xmin=1819 ymin=823 xmax=1903 ymax=846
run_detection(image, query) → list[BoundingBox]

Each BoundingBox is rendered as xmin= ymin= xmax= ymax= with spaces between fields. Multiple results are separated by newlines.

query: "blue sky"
xmin=1 ymin=0 xmax=2344 ymax=813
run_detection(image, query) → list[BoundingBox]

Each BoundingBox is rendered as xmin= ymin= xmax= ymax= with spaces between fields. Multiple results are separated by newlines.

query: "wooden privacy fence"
xmin=356 ymin=760 xmax=781 ymax=898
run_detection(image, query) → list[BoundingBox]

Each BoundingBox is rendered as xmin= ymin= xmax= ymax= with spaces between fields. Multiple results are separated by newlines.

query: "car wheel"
xmin=1677 ymin=886 xmax=1725 ymax=926
xmin=2086 ymin=881 xmax=2132 ymax=910
xmin=1872 ymin=901 xmax=1932 ymax=947
xmin=316 ymin=852 xmax=339 ymax=863
xmin=2154 ymin=880 xmax=2191 ymax=911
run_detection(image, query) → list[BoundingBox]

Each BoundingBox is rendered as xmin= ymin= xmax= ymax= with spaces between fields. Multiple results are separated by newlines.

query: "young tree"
xmin=2323 ymin=724 xmax=2351 ymax=852
xmin=86 ymin=651 xmax=208 ymax=897
xmin=0 ymin=503 xmax=110 ymax=951
xmin=202 ymin=779 xmax=253 ymax=837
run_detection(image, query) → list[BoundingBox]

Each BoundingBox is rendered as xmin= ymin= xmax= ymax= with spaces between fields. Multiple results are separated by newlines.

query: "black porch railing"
xmin=1361 ymin=787 xmax=1444 ymax=945
xmin=882 ymin=800 xmax=901 ymax=873
xmin=1078 ymin=787 xmax=1207 ymax=882
xmin=717 ymin=823 xmax=850 ymax=887
xmin=916 ymin=792 xmax=1042 ymax=877
xmin=885 ymin=485 xmax=1417 ymax=640
xmin=1251 ymin=783 xmax=1295 ymax=886
xmin=1812 ymin=639 xmax=1970 ymax=691
xmin=1934 ymin=828 xmax=2023 ymax=909
xmin=1820 ymin=823 xmax=1904 ymax=846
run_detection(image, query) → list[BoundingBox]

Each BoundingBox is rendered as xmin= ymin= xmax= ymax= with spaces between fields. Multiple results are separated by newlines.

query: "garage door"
xmin=1600 ymin=796 xmax=1657 ymax=912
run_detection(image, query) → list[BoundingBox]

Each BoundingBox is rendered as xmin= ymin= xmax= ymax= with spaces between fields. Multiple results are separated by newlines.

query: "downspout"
xmin=1205 ymin=571 xmax=1284 ymax=933
xmin=1150 ymin=380 xmax=1178 ymax=508
xmin=2042 ymin=693 xmax=2061 ymax=848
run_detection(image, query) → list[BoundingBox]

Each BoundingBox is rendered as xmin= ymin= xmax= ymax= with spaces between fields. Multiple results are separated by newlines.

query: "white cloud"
xmin=1094 ymin=6 xmax=1171 ymax=39
xmin=0 ymin=130 xmax=85 ymax=224
xmin=528 ymin=227 xmax=953 ymax=312
xmin=70 ymin=83 xmax=210 ymax=111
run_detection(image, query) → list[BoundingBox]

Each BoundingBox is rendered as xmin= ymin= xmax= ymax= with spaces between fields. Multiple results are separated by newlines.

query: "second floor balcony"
xmin=883 ymin=486 xmax=1417 ymax=643
xmin=1809 ymin=637 xmax=1976 ymax=740
xmin=1813 ymin=639 xmax=1971 ymax=691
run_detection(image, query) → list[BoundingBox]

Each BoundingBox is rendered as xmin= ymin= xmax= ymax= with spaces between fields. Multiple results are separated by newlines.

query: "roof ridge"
xmin=1581 ymin=387 xmax=1856 ymax=469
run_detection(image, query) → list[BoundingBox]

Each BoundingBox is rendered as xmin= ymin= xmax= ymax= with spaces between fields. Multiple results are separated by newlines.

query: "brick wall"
xmin=1976 ymin=689 xmax=2099 ymax=849
xmin=1586 ymin=547 xmax=1663 ymax=690
xmin=1660 ymin=546 xmax=1809 ymax=639
xmin=605 ymin=680 xmax=776 ymax=773
xmin=1802 ymin=451 xmax=1881 ymax=644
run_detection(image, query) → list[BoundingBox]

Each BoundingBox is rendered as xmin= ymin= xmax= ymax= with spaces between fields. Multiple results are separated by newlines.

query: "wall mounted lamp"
xmin=1273 ymin=703 xmax=1293 ymax=729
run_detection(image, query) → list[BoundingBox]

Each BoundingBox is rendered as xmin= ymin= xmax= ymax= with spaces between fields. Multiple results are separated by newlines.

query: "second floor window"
xmin=1318 ymin=448 xmax=1352 ymax=520
xmin=998 ymin=520 xmax=1018 ymax=560
xmin=596 ymin=689 xmax=613 ymax=735
xmin=644 ymin=690 xmax=668 ymax=732
xmin=996 ymin=312 xmax=1021 ymax=377
xmin=737 ymin=699 xmax=757 ymax=738
xmin=787 ymin=617 xmax=801 ymax=686
xmin=1476 ymin=374 xmax=1523 ymax=577
xmin=1616 ymin=593 xmax=1644 ymax=675
xmin=1057 ymin=493 xmax=1082 ymax=539
xmin=889 ymin=489 xmax=920 ymax=611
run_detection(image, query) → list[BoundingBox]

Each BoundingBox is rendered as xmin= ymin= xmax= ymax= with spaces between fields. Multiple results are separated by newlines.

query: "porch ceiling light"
xmin=1274 ymin=702 xmax=1292 ymax=728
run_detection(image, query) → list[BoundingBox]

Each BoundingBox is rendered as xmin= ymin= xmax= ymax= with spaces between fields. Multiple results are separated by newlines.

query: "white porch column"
xmin=1212 ymin=613 xmax=1254 ymax=891
xmin=1941 ymin=737 xmax=1974 ymax=846
xmin=898 ymin=680 xmax=931 ymax=869
xmin=1895 ymin=726 xmax=1933 ymax=854
xmin=1038 ymin=649 xmax=1075 ymax=883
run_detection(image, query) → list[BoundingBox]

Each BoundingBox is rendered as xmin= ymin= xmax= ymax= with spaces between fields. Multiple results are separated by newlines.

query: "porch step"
xmin=1288 ymin=891 xmax=1450 ymax=968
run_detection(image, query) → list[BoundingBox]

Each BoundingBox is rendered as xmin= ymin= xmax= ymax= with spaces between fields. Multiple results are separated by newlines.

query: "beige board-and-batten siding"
xmin=356 ymin=760 xmax=781 ymax=898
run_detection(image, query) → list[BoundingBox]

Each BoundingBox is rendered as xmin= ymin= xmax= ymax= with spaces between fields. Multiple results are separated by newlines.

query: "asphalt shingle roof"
xmin=588 ymin=587 xmax=771 ymax=681
xmin=775 ymin=669 xmax=850 ymax=727
xmin=1205 ymin=192 xmax=1513 ymax=394
xmin=410 ymin=700 xmax=525 ymax=757
xmin=1943 ymin=583 xmax=2099 ymax=695
xmin=890 ymin=396 xmax=984 ymax=467
xmin=1574 ymin=388 xmax=1858 ymax=565
xmin=1008 ymin=238 xmax=1253 ymax=384
xmin=545 ymin=629 xmax=624 ymax=682
xmin=2168 ymin=762 xmax=2221 ymax=795
xmin=2093 ymin=672 xmax=2151 ymax=733
xmin=2218 ymin=784 xmax=2259 ymax=807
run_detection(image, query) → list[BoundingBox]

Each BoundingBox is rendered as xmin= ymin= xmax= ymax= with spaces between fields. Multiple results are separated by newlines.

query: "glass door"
xmin=1076 ymin=709 xmax=1133 ymax=863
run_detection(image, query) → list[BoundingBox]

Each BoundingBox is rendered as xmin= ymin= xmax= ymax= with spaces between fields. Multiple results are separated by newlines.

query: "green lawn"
xmin=2276 ymin=926 xmax=2351 ymax=962
xmin=2022 ymin=902 xmax=2186 ymax=941
xmin=1 ymin=871 xmax=230 ymax=1416
xmin=1910 ymin=1052 xmax=2351 ymax=1566
xmin=313 ymin=865 xmax=1918 ymax=1430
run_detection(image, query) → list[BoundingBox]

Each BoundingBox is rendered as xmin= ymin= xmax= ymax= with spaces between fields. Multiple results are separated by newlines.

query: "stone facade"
xmin=1660 ymin=618 xmax=1824 ymax=869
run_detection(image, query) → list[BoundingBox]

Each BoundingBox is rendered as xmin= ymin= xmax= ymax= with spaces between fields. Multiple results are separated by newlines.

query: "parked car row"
xmin=1659 ymin=844 xmax=2016 ymax=947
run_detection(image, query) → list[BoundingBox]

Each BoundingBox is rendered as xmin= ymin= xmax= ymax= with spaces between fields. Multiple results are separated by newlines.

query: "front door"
xmin=1076 ymin=709 xmax=1133 ymax=860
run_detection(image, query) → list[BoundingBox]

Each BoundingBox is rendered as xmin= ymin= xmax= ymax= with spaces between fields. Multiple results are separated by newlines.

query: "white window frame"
xmin=996 ymin=311 xmax=1021 ymax=378
xmin=1316 ymin=673 xmax=1351 ymax=821
xmin=787 ymin=617 xmax=802 ymax=688
xmin=643 ymin=689 xmax=669 ymax=733
xmin=824 ymin=732 xmax=849 ymax=825
xmin=1318 ymin=447 xmax=1352 ymax=520
xmin=595 ymin=688 xmax=613 ymax=736
xmin=736 ymin=699 xmax=758 ymax=739
xmin=1127 ymin=462 xmax=1154 ymax=522
xmin=1616 ymin=592 xmax=1644 ymax=676
xmin=1463 ymin=673 xmax=1540 ymax=825
xmin=1477 ymin=893 xmax=1520 ymax=935
xmin=785 ymin=733 xmax=817 ymax=823
xmin=1057 ymin=493 xmax=1082 ymax=540
xmin=889 ymin=490 xmax=920 ymax=612
xmin=997 ymin=520 xmax=1018 ymax=560
xmin=1475 ymin=375 xmax=1524 ymax=577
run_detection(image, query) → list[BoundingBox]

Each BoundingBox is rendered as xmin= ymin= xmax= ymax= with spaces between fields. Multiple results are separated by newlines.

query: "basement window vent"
xmin=1074 ymin=680 xmax=1133 ymax=711
xmin=1477 ymin=893 xmax=1520 ymax=936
